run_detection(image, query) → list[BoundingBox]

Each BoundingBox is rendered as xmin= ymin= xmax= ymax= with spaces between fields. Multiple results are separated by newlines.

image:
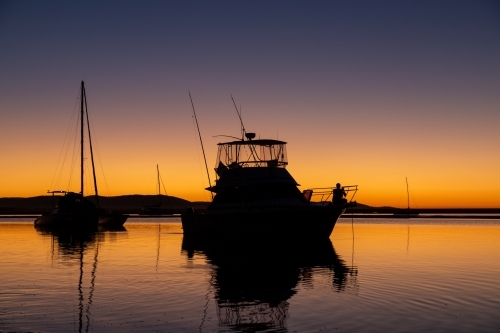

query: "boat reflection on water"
xmin=182 ymin=232 xmax=358 ymax=332
xmin=34 ymin=224 xmax=127 ymax=333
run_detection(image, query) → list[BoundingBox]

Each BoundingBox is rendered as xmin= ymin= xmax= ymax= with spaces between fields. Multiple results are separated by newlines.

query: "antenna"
xmin=189 ymin=92 xmax=213 ymax=199
xmin=231 ymin=94 xmax=246 ymax=140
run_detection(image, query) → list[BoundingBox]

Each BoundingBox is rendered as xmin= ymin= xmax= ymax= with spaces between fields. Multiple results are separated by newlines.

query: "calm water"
xmin=1 ymin=218 xmax=499 ymax=333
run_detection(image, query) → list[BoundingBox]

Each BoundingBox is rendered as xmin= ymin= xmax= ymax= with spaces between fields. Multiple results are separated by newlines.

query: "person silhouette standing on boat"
xmin=333 ymin=183 xmax=347 ymax=205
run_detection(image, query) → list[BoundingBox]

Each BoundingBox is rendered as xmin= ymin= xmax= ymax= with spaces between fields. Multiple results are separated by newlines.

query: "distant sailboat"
xmin=140 ymin=165 xmax=172 ymax=215
xmin=34 ymin=81 xmax=128 ymax=228
xmin=394 ymin=177 xmax=419 ymax=217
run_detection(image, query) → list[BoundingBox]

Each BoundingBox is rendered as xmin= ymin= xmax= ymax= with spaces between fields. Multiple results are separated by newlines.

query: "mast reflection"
xmin=34 ymin=225 xmax=127 ymax=333
xmin=182 ymin=235 xmax=358 ymax=332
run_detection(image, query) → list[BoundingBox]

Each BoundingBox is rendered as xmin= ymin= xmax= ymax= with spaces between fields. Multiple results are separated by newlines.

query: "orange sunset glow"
xmin=1 ymin=1 xmax=499 ymax=208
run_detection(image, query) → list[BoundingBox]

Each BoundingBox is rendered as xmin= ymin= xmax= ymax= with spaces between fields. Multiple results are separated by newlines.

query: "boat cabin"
xmin=215 ymin=138 xmax=288 ymax=176
xmin=208 ymin=138 xmax=303 ymax=203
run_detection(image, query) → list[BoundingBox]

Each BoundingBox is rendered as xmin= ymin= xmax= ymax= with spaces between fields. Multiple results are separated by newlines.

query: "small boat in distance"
xmin=34 ymin=81 xmax=128 ymax=228
xmin=393 ymin=177 xmax=419 ymax=218
xmin=139 ymin=165 xmax=173 ymax=215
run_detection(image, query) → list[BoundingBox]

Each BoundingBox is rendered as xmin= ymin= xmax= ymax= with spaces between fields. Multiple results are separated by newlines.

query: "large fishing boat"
xmin=34 ymin=81 xmax=128 ymax=228
xmin=181 ymin=132 xmax=357 ymax=238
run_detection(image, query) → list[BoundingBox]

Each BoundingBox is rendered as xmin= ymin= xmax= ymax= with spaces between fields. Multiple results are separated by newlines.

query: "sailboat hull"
xmin=98 ymin=212 xmax=128 ymax=226
xmin=181 ymin=205 xmax=345 ymax=239
xmin=34 ymin=212 xmax=99 ymax=228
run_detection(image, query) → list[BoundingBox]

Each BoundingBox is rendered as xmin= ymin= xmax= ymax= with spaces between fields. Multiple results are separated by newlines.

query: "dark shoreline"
xmin=1 ymin=195 xmax=499 ymax=217
xmin=340 ymin=214 xmax=500 ymax=219
xmin=3 ymin=214 xmax=500 ymax=220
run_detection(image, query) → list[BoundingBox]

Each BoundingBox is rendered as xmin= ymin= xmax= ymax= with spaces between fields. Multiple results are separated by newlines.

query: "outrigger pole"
xmin=230 ymin=94 xmax=257 ymax=161
xmin=230 ymin=94 xmax=246 ymax=140
xmin=189 ymin=92 xmax=213 ymax=200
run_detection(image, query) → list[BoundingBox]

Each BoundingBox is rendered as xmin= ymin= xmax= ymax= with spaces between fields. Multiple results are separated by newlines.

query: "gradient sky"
xmin=1 ymin=0 xmax=499 ymax=208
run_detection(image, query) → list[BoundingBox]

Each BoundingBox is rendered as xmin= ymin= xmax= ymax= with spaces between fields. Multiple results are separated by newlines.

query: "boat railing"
xmin=303 ymin=185 xmax=358 ymax=203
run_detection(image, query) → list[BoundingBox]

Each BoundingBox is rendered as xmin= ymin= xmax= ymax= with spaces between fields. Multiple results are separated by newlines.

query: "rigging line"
xmin=86 ymin=106 xmax=111 ymax=196
xmin=55 ymin=106 xmax=79 ymax=190
xmin=159 ymin=171 xmax=172 ymax=209
xmin=66 ymin=118 xmax=81 ymax=191
xmin=84 ymin=86 xmax=99 ymax=205
xmin=85 ymin=159 xmax=95 ymax=198
xmin=49 ymin=93 xmax=80 ymax=191
xmin=189 ymin=92 xmax=213 ymax=200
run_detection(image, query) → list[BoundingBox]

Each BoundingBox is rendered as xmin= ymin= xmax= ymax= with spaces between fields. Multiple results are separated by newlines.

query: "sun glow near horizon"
xmin=1 ymin=2 xmax=499 ymax=209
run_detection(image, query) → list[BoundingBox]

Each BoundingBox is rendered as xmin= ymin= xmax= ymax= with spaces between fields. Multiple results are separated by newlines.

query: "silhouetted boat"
xmin=393 ymin=177 xmax=419 ymax=217
xmin=139 ymin=164 xmax=173 ymax=216
xmin=34 ymin=191 xmax=100 ymax=228
xmin=34 ymin=81 xmax=128 ymax=228
xmin=98 ymin=211 xmax=129 ymax=227
xmin=182 ymin=133 xmax=357 ymax=238
xmin=182 ymin=234 xmax=357 ymax=331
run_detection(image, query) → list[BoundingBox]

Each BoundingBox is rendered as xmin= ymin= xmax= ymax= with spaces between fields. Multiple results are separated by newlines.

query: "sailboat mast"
xmin=157 ymin=164 xmax=161 ymax=206
xmin=84 ymin=85 xmax=99 ymax=207
xmin=80 ymin=81 xmax=85 ymax=197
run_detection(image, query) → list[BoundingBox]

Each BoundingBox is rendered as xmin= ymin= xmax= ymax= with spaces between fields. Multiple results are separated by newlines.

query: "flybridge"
xmin=215 ymin=136 xmax=288 ymax=174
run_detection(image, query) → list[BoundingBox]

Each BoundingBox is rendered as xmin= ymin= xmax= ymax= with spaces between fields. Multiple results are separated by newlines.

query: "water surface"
xmin=0 ymin=218 xmax=499 ymax=332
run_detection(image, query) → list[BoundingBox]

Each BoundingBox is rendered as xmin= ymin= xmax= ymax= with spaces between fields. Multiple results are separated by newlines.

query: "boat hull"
xmin=98 ymin=212 xmax=128 ymax=227
xmin=181 ymin=205 xmax=345 ymax=239
xmin=34 ymin=212 xmax=99 ymax=228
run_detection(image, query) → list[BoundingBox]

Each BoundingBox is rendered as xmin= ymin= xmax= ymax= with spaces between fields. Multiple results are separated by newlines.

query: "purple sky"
xmin=1 ymin=0 xmax=499 ymax=207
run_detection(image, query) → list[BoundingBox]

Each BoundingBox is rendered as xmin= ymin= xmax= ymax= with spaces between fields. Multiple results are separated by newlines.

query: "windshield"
xmin=215 ymin=140 xmax=288 ymax=170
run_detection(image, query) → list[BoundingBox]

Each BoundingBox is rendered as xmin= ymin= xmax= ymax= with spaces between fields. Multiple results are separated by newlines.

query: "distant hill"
xmin=1 ymin=196 xmax=498 ymax=215
xmin=0 ymin=195 xmax=209 ymax=214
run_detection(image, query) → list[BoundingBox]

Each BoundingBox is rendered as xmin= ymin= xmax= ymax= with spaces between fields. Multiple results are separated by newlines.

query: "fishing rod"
xmin=189 ymin=92 xmax=213 ymax=200
xmin=212 ymin=134 xmax=241 ymax=140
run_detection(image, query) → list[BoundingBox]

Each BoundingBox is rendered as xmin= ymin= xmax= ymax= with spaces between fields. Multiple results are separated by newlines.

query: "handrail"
xmin=303 ymin=185 xmax=358 ymax=203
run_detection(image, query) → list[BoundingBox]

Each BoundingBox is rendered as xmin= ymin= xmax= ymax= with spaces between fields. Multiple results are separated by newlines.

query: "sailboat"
xmin=393 ymin=177 xmax=419 ymax=217
xmin=139 ymin=165 xmax=172 ymax=215
xmin=34 ymin=81 xmax=128 ymax=228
